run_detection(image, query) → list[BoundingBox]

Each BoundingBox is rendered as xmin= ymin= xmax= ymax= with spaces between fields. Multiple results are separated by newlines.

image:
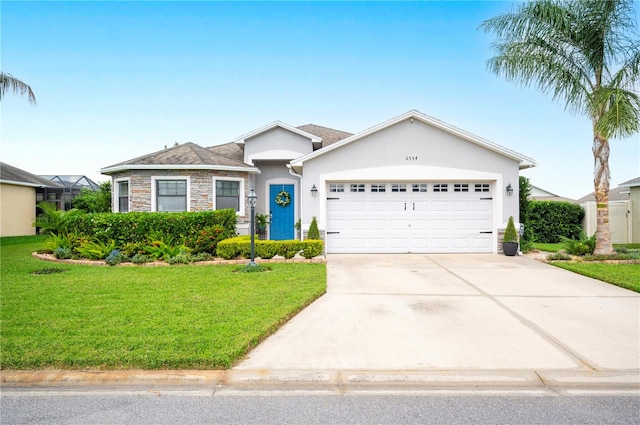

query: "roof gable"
xmin=291 ymin=110 xmax=536 ymax=170
xmin=232 ymin=121 xmax=322 ymax=145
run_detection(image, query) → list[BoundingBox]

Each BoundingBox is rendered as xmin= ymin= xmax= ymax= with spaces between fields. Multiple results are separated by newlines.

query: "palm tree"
xmin=0 ymin=72 xmax=36 ymax=104
xmin=481 ymin=0 xmax=640 ymax=255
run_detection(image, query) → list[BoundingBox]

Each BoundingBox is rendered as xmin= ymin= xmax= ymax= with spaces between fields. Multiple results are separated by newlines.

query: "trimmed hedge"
xmin=528 ymin=201 xmax=585 ymax=243
xmin=217 ymin=236 xmax=324 ymax=260
xmin=64 ymin=210 xmax=237 ymax=248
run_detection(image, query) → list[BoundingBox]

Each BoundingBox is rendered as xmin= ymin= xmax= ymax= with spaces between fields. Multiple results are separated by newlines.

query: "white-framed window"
xmin=433 ymin=184 xmax=448 ymax=192
xmin=371 ymin=184 xmax=386 ymax=192
xmin=412 ymin=183 xmax=428 ymax=192
xmin=115 ymin=178 xmax=130 ymax=212
xmin=350 ymin=183 xmax=365 ymax=193
xmin=151 ymin=176 xmax=190 ymax=212
xmin=212 ymin=177 xmax=244 ymax=214
xmin=329 ymin=184 xmax=344 ymax=193
xmin=454 ymin=183 xmax=469 ymax=192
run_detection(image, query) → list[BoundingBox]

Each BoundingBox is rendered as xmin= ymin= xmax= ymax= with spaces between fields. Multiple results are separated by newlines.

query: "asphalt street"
xmin=2 ymin=394 xmax=640 ymax=425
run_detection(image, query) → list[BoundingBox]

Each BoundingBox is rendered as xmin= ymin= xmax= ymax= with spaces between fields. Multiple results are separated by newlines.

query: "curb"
xmin=3 ymin=369 xmax=639 ymax=396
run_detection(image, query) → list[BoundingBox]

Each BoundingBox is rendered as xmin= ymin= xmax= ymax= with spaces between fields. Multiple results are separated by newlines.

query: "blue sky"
xmin=2 ymin=1 xmax=638 ymax=199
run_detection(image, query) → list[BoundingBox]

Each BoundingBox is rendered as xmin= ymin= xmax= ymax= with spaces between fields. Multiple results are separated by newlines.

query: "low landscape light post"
xmin=248 ymin=188 xmax=257 ymax=267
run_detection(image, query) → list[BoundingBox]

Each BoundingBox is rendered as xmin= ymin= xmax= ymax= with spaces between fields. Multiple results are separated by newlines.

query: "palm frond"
xmin=0 ymin=72 xmax=37 ymax=104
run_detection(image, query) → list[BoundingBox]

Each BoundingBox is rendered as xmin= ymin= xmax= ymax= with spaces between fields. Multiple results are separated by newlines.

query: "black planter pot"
xmin=503 ymin=241 xmax=519 ymax=256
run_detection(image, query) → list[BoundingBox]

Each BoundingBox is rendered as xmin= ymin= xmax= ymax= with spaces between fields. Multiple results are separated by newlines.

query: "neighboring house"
xmin=0 ymin=163 xmax=64 ymax=237
xmin=530 ymin=185 xmax=576 ymax=203
xmin=39 ymin=174 xmax=101 ymax=210
xmin=578 ymin=177 xmax=639 ymax=244
xmin=101 ymin=110 xmax=536 ymax=254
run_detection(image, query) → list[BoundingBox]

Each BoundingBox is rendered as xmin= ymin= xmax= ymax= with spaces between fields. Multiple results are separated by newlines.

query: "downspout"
xmin=287 ymin=164 xmax=303 ymax=241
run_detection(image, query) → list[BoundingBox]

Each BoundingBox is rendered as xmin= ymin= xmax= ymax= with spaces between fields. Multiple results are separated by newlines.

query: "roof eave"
xmin=0 ymin=179 xmax=62 ymax=189
xmin=100 ymin=164 xmax=260 ymax=175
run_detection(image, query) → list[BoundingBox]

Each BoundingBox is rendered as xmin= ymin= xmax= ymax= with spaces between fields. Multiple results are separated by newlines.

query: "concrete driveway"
xmin=236 ymin=254 xmax=640 ymax=373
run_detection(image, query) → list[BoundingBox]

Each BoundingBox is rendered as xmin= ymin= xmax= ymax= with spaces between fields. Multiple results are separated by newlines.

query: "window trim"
xmin=151 ymin=176 xmax=191 ymax=212
xmin=212 ymin=176 xmax=245 ymax=215
xmin=114 ymin=178 xmax=130 ymax=213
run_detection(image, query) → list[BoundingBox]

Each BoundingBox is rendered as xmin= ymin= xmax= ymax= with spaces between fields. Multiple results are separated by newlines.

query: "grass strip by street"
xmin=1 ymin=236 xmax=326 ymax=370
xmin=550 ymin=262 xmax=640 ymax=293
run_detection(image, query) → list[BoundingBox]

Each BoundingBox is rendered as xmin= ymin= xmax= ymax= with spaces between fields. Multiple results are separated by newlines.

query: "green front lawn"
xmin=551 ymin=262 xmax=640 ymax=293
xmin=1 ymin=236 xmax=326 ymax=370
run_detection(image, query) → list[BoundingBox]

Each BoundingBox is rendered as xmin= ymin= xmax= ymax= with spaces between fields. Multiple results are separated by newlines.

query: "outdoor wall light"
xmin=311 ymin=184 xmax=318 ymax=197
xmin=506 ymin=183 xmax=513 ymax=197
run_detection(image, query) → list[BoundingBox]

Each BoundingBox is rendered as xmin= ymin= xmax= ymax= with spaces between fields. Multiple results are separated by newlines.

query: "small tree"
xmin=503 ymin=216 xmax=519 ymax=243
xmin=519 ymin=176 xmax=533 ymax=251
xmin=72 ymin=181 xmax=112 ymax=213
xmin=307 ymin=216 xmax=320 ymax=240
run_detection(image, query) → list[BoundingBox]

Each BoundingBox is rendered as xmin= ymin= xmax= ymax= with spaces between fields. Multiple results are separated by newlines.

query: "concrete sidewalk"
xmin=3 ymin=254 xmax=639 ymax=395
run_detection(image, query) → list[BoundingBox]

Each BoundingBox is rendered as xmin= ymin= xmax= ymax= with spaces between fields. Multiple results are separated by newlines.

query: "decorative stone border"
xmin=32 ymin=252 xmax=326 ymax=266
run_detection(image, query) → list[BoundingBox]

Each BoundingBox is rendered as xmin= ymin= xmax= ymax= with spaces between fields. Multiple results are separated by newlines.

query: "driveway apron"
xmin=234 ymin=254 xmax=640 ymax=372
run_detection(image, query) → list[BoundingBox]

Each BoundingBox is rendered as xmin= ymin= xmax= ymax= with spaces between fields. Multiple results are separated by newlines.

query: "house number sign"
xmin=405 ymin=156 xmax=418 ymax=161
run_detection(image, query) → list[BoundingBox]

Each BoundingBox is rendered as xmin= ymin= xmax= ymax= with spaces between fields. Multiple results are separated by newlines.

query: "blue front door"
xmin=270 ymin=184 xmax=294 ymax=240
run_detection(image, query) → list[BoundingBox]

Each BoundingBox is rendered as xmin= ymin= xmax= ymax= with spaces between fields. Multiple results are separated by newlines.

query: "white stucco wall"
xmin=299 ymin=118 xmax=521 ymax=233
xmin=244 ymin=127 xmax=314 ymax=164
xmin=250 ymin=161 xmax=300 ymax=221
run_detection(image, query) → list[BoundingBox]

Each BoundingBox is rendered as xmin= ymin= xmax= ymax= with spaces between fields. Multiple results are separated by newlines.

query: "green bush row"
xmin=64 ymin=209 xmax=237 ymax=249
xmin=217 ymin=236 xmax=324 ymax=260
xmin=528 ymin=201 xmax=585 ymax=243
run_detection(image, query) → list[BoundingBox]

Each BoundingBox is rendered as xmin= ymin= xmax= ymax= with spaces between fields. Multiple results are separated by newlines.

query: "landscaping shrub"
xmin=75 ymin=239 xmax=117 ymax=260
xmin=72 ymin=181 xmax=112 ymax=213
xmin=528 ymin=201 xmax=585 ymax=243
xmin=188 ymin=225 xmax=230 ymax=254
xmin=301 ymin=240 xmax=323 ymax=259
xmin=53 ymin=247 xmax=73 ymax=259
xmin=278 ymin=241 xmax=302 ymax=259
xmin=546 ymin=252 xmax=573 ymax=261
xmin=256 ymin=241 xmax=279 ymax=259
xmin=216 ymin=236 xmax=251 ymax=260
xmin=144 ymin=241 xmax=191 ymax=261
xmin=561 ymin=233 xmax=596 ymax=256
xmin=105 ymin=249 xmax=129 ymax=266
xmin=64 ymin=209 xmax=237 ymax=246
xmin=131 ymin=253 xmax=152 ymax=264
xmin=167 ymin=253 xmax=193 ymax=265
xmin=34 ymin=202 xmax=85 ymax=236
xmin=217 ymin=237 xmax=323 ymax=260
xmin=307 ymin=216 xmax=320 ymax=240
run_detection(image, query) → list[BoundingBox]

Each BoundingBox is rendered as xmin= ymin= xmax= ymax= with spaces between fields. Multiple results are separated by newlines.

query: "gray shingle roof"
xmin=576 ymin=185 xmax=631 ymax=204
xmin=102 ymin=142 xmax=253 ymax=172
xmin=619 ymin=176 xmax=640 ymax=187
xmin=206 ymin=142 xmax=244 ymax=163
xmin=297 ymin=124 xmax=353 ymax=148
xmin=0 ymin=163 xmax=63 ymax=188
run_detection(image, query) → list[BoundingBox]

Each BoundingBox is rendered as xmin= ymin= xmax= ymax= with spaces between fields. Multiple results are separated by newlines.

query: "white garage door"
xmin=326 ymin=182 xmax=493 ymax=253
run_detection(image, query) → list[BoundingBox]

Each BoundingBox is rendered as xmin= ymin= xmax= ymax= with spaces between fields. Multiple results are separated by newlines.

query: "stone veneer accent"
xmin=111 ymin=170 xmax=250 ymax=216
